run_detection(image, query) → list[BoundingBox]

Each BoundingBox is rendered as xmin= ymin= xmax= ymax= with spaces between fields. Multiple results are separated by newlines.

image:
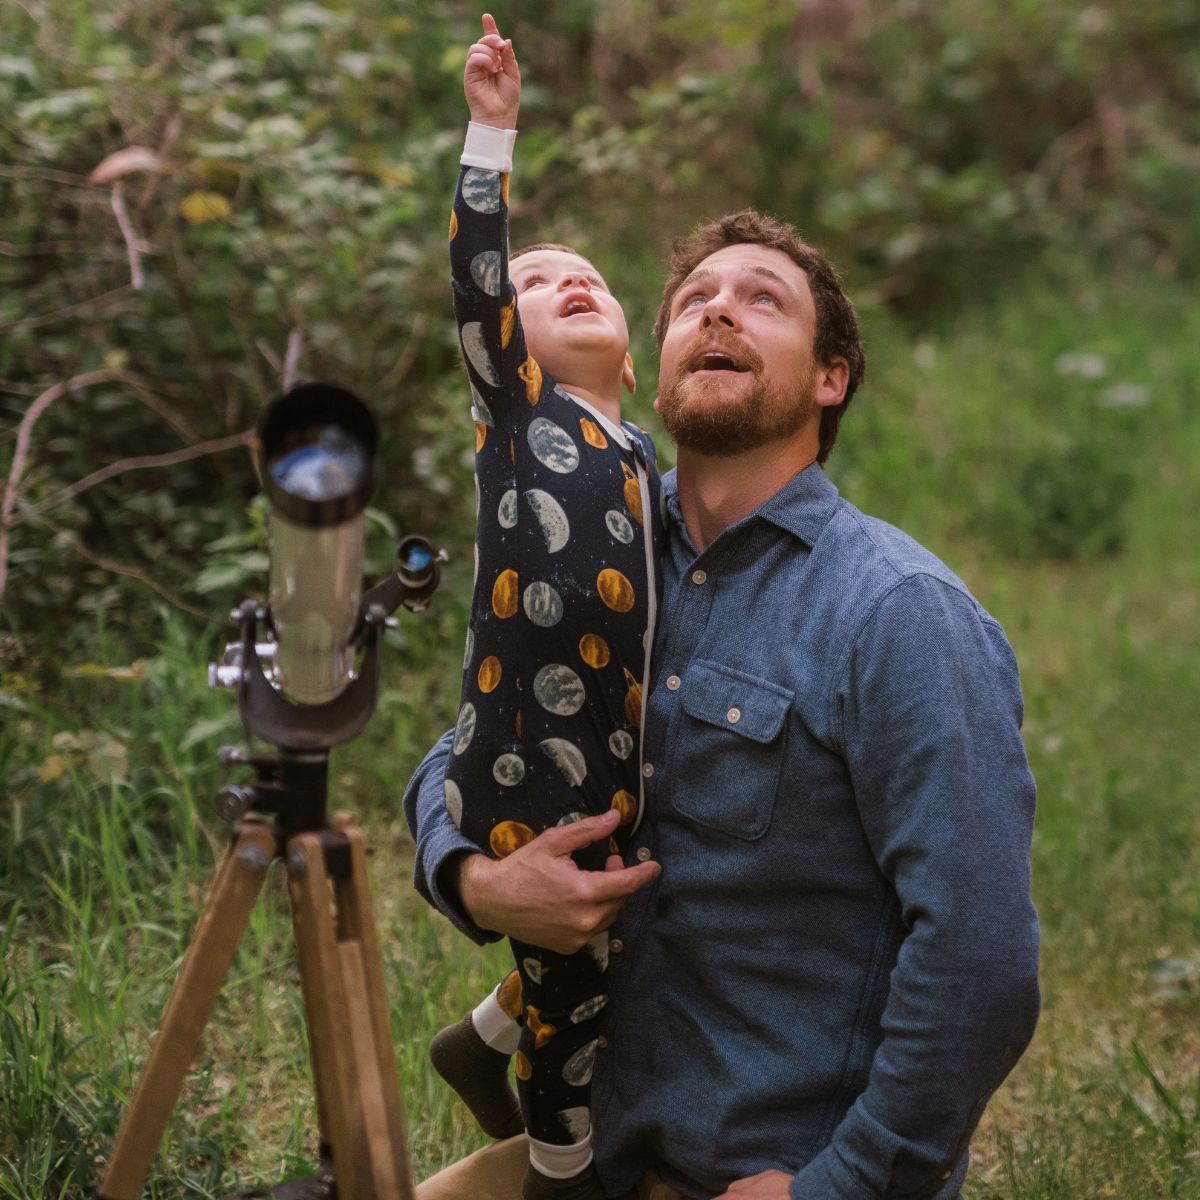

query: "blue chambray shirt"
xmin=404 ymin=463 xmax=1040 ymax=1200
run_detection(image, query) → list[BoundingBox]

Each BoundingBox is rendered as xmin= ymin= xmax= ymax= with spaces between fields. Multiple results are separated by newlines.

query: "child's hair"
xmin=512 ymin=241 xmax=586 ymax=261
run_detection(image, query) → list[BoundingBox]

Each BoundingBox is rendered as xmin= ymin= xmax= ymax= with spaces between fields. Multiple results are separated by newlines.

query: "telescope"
xmin=100 ymin=383 xmax=442 ymax=1200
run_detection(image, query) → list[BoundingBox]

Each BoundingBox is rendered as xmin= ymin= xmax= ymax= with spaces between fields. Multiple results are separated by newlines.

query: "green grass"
xmin=3 ymin=268 xmax=1199 ymax=1197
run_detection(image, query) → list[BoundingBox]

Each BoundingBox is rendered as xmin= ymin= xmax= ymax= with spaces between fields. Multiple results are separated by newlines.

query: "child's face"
xmin=510 ymin=249 xmax=630 ymax=389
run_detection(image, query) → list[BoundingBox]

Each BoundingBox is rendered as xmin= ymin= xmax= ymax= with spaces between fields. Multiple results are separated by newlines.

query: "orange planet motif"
xmin=578 ymin=632 xmax=611 ymax=668
xmin=609 ymin=837 xmax=620 ymax=854
xmin=490 ymin=819 xmax=536 ymax=858
xmin=624 ymin=476 xmax=643 ymax=525
xmin=623 ymin=667 xmax=643 ymax=727
xmin=579 ymin=418 xmax=608 ymax=449
xmin=509 ymin=436 xmax=516 ymax=464
xmin=500 ymin=297 xmax=517 ymax=349
xmin=515 ymin=1050 xmax=532 ymax=1080
xmin=620 ymin=462 xmax=635 ymax=480
xmin=611 ymin=789 xmax=637 ymax=825
xmin=498 ymin=970 xmax=523 ymax=1018
xmin=518 ymin=356 xmax=542 ymax=405
xmin=477 ymin=655 xmax=502 ymax=693
xmin=475 ymin=421 xmax=487 ymax=452
xmin=525 ymin=1005 xmax=558 ymax=1049
xmin=515 ymin=709 xmax=523 ymax=740
xmin=597 ymin=568 xmax=635 ymax=613
xmin=500 ymin=173 xmax=510 ymax=206
xmin=492 ymin=569 xmax=518 ymax=618
xmin=449 ymin=209 xmax=458 ymax=240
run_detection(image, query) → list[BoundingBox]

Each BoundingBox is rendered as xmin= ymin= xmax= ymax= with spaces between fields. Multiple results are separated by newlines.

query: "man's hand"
xmin=714 ymin=1170 xmax=796 ymax=1199
xmin=449 ymin=809 xmax=660 ymax=953
xmin=464 ymin=13 xmax=520 ymax=129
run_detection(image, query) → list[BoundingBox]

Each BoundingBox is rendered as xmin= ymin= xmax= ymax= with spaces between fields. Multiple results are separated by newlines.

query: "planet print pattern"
xmin=445 ymin=160 xmax=663 ymax=1149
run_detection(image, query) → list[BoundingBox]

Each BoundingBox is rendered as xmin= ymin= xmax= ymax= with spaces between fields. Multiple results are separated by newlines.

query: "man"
xmin=404 ymin=210 xmax=1040 ymax=1200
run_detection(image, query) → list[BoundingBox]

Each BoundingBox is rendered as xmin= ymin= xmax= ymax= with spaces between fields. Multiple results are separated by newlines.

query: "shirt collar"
xmin=660 ymin=461 xmax=841 ymax=549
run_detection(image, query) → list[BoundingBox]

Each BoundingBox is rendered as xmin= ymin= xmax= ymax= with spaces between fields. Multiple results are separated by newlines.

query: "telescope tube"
xmin=259 ymin=384 xmax=378 ymax=705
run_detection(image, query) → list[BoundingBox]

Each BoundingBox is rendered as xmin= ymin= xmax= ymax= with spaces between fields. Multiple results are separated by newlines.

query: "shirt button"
xmin=635 ymin=846 xmax=652 ymax=862
xmin=727 ymin=707 xmax=741 ymax=724
xmin=641 ymin=762 xmax=655 ymax=778
xmin=597 ymin=1035 xmax=609 ymax=1049
xmin=610 ymin=938 xmax=624 ymax=953
xmin=666 ymin=674 xmax=681 ymax=691
xmin=691 ymin=569 xmax=707 ymax=585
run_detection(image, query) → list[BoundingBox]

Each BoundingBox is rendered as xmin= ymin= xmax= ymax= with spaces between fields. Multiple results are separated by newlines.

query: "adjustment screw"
xmin=213 ymin=785 xmax=255 ymax=822
xmin=237 ymin=843 xmax=271 ymax=872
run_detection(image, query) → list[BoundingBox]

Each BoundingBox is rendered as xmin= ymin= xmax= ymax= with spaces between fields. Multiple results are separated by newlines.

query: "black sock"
xmin=429 ymin=1014 xmax=525 ymax=1140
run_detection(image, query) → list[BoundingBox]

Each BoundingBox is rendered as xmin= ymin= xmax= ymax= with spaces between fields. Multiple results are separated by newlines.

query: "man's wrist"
xmin=446 ymin=849 xmax=496 ymax=930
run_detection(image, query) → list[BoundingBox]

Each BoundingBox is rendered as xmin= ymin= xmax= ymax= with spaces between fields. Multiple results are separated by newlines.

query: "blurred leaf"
xmin=180 ymin=191 xmax=232 ymax=224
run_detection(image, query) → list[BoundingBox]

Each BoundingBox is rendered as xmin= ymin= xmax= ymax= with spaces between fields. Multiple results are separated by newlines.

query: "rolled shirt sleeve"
xmin=791 ymin=575 xmax=1041 ymax=1199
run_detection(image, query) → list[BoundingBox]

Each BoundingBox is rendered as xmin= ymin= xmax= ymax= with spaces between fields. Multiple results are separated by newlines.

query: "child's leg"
xmin=430 ymin=970 xmax=525 ymax=1140
xmin=512 ymin=938 xmax=608 ymax=1200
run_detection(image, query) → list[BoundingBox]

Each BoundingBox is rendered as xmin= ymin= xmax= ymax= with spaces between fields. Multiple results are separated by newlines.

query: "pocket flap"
xmin=680 ymin=659 xmax=792 ymax=744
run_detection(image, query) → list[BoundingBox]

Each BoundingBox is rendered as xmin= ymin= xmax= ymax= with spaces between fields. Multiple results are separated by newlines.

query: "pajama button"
xmin=666 ymin=675 xmax=680 ymax=691
xmin=635 ymin=847 xmax=651 ymax=862
xmin=691 ymin=569 xmax=707 ymax=585
xmin=610 ymin=938 xmax=624 ymax=953
xmin=642 ymin=762 xmax=655 ymax=778
xmin=597 ymin=1035 xmax=609 ymax=1049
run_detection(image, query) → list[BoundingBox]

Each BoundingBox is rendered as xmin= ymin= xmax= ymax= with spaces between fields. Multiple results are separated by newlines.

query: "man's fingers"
xmin=542 ymin=809 xmax=621 ymax=853
xmin=581 ymin=860 xmax=659 ymax=901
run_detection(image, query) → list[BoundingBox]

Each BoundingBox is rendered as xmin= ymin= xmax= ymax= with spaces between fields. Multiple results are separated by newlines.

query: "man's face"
xmin=510 ymin=249 xmax=630 ymax=383
xmin=656 ymin=243 xmax=831 ymax=456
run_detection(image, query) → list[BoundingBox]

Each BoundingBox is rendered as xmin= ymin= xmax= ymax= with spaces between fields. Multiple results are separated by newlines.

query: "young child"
xmin=431 ymin=15 xmax=661 ymax=1200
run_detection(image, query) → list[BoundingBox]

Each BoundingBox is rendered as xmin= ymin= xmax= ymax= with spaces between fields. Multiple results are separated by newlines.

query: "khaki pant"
xmin=413 ymin=1135 xmax=687 ymax=1200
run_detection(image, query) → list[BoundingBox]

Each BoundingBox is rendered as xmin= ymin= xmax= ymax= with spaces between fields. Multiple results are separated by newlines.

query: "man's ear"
xmin=815 ymin=357 xmax=850 ymax=409
xmin=622 ymin=353 xmax=636 ymax=394
xmin=652 ymin=391 xmax=661 ymax=412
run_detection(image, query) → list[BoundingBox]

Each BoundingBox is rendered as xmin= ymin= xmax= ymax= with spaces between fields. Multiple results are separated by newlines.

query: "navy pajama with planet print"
xmin=445 ymin=163 xmax=662 ymax=1145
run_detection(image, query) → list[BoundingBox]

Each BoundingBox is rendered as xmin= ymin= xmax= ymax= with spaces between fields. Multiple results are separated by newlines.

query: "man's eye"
xmin=753 ymin=293 xmax=779 ymax=306
xmin=681 ymin=293 xmax=706 ymax=309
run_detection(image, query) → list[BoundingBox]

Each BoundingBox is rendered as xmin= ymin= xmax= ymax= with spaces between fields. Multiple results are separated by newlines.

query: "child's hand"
xmin=464 ymin=13 xmax=520 ymax=129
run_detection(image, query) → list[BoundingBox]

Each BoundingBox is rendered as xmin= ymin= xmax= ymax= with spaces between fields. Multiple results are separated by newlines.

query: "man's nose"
xmin=700 ymin=291 xmax=737 ymax=328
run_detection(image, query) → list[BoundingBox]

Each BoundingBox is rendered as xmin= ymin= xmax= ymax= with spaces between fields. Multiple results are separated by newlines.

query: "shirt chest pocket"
xmin=668 ymin=659 xmax=793 ymax=841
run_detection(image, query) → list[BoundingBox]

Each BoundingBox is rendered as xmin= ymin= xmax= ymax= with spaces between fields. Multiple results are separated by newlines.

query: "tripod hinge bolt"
xmin=237 ymin=843 xmax=272 ymax=872
xmin=214 ymin=784 xmax=256 ymax=823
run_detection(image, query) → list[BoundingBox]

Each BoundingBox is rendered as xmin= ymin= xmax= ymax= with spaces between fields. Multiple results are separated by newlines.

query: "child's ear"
xmin=652 ymin=392 xmax=661 ymax=412
xmin=622 ymin=353 xmax=636 ymax=394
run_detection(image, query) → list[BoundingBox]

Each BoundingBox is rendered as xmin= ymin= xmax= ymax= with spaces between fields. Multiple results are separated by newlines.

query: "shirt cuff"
xmin=462 ymin=121 xmax=517 ymax=172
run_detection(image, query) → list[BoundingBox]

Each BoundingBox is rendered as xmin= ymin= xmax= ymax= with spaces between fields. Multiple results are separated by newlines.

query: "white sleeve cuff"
xmin=461 ymin=121 xmax=517 ymax=172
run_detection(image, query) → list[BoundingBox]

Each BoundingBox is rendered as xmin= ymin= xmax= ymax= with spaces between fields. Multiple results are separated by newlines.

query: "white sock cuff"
xmin=472 ymin=989 xmax=521 ymax=1054
xmin=528 ymin=1131 xmax=593 ymax=1179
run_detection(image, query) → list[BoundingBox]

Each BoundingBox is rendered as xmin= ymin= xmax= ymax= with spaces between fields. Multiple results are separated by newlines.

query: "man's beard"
xmin=658 ymin=344 xmax=818 ymax=458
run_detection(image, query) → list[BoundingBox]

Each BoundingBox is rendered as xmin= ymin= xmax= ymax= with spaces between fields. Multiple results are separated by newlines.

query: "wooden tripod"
xmin=98 ymin=809 xmax=415 ymax=1200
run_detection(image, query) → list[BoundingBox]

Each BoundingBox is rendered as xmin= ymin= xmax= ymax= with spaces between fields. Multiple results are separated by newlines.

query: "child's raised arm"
xmin=464 ymin=13 xmax=520 ymax=129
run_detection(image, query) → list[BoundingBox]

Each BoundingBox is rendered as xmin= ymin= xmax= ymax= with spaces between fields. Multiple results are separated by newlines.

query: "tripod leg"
xmin=330 ymin=811 xmax=415 ymax=1200
xmin=287 ymin=820 xmax=415 ymax=1200
xmin=99 ymin=821 xmax=275 ymax=1200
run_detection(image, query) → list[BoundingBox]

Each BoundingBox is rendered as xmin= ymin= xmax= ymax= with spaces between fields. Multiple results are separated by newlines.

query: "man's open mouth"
xmin=689 ymin=350 xmax=751 ymax=373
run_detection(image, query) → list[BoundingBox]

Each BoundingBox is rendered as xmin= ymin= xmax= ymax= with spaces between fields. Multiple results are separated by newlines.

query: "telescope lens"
xmin=268 ymin=426 xmax=369 ymax=503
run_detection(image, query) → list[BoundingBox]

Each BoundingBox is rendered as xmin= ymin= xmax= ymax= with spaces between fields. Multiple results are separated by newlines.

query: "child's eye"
xmin=520 ymin=274 xmax=546 ymax=290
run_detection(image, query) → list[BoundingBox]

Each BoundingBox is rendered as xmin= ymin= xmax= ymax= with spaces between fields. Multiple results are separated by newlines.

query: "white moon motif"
xmin=470 ymin=250 xmax=502 ymax=296
xmin=584 ymin=932 xmax=609 ymax=971
xmin=471 ymin=383 xmax=494 ymax=427
xmin=443 ymin=779 xmax=463 ymax=828
xmin=524 ymin=489 xmax=570 ymax=552
xmin=558 ymin=1107 xmax=591 ymax=1141
xmin=561 ymin=1040 xmax=599 ymax=1087
xmin=527 ymin=418 xmax=579 ymax=474
xmin=608 ymin=730 xmax=634 ymax=760
xmin=570 ymin=995 xmax=608 ymax=1024
xmin=498 ymin=488 xmax=518 ymax=529
xmin=539 ymin=738 xmax=587 ymax=787
xmin=523 ymin=581 xmax=563 ymax=627
xmin=461 ymin=167 xmax=501 ymax=214
xmin=461 ymin=322 xmax=500 ymax=386
xmin=523 ymin=957 xmax=544 ymax=984
xmin=463 ymin=626 xmax=474 ymax=670
xmin=605 ymin=509 xmax=635 ymax=544
xmin=556 ymin=811 xmax=588 ymax=826
xmin=452 ymin=702 xmax=476 ymax=754
xmin=533 ymin=664 xmax=586 ymax=716
xmin=493 ymin=753 xmax=525 ymax=786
